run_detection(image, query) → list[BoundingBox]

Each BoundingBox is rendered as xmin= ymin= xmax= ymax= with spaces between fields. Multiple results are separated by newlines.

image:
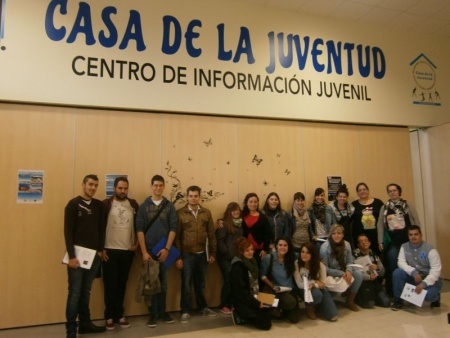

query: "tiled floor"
xmin=1 ymin=293 xmax=449 ymax=338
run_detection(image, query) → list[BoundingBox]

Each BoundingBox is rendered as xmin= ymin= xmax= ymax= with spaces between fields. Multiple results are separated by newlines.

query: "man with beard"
xmin=102 ymin=176 xmax=139 ymax=330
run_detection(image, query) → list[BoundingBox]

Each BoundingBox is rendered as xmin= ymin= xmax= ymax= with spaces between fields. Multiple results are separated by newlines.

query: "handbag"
xmin=325 ymin=276 xmax=353 ymax=293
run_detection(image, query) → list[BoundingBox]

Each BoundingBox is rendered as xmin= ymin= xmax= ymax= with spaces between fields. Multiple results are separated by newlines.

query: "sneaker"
xmin=202 ymin=307 xmax=218 ymax=317
xmin=391 ymin=299 xmax=403 ymax=311
xmin=147 ymin=315 xmax=157 ymax=328
xmin=219 ymin=306 xmax=232 ymax=315
xmin=231 ymin=310 xmax=243 ymax=325
xmin=180 ymin=313 xmax=190 ymax=324
xmin=161 ymin=312 xmax=175 ymax=324
xmin=115 ymin=317 xmax=131 ymax=329
xmin=105 ymin=318 xmax=115 ymax=331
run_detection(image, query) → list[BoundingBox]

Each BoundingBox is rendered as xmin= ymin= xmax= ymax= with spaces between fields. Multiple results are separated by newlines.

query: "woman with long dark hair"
xmin=308 ymin=188 xmax=337 ymax=250
xmin=294 ymin=242 xmax=338 ymax=321
xmin=260 ymin=236 xmax=301 ymax=323
xmin=320 ymin=224 xmax=363 ymax=311
xmin=261 ymin=192 xmax=290 ymax=251
xmin=241 ymin=193 xmax=272 ymax=267
xmin=215 ymin=202 xmax=243 ymax=315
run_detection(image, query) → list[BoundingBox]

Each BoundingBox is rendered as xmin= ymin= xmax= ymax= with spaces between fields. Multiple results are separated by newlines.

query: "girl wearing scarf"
xmin=216 ymin=202 xmax=244 ymax=315
xmin=308 ymin=188 xmax=337 ymax=250
xmin=376 ymin=183 xmax=421 ymax=296
xmin=290 ymin=192 xmax=313 ymax=252
xmin=230 ymin=237 xmax=271 ymax=330
xmin=329 ymin=184 xmax=355 ymax=249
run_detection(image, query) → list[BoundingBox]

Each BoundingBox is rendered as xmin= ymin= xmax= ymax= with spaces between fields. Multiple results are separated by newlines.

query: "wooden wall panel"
xmin=358 ymin=126 xmax=415 ymax=205
xmin=0 ymin=104 xmax=76 ymax=328
xmin=302 ymin=123 xmax=361 ymax=203
xmin=236 ymin=119 xmax=305 ymax=211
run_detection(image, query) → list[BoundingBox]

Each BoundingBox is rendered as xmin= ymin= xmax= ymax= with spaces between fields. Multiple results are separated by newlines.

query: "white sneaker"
xmin=179 ymin=313 xmax=190 ymax=324
xmin=202 ymin=307 xmax=218 ymax=317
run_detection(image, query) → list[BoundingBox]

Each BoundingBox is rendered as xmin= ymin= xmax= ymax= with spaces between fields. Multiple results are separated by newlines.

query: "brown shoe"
xmin=305 ymin=305 xmax=316 ymax=320
xmin=346 ymin=292 xmax=360 ymax=312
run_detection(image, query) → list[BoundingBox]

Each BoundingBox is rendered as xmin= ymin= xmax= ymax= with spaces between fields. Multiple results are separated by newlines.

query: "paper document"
xmin=256 ymin=292 xmax=279 ymax=307
xmin=62 ymin=245 xmax=97 ymax=269
xmin=353 ymin=256 xmax=377 ymax=275
xmin=400 ymin=283 xmax=427 ymax=307
xmin=303 ymin=276 xmax=313 ymax=303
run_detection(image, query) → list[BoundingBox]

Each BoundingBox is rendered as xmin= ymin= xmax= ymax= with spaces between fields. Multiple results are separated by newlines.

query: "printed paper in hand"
xmin=400 ymin=283 xmax=427 ymax=307
xmin=62 ymin=245 xmax=97 ymax=269
xmin=303 ymin=276 xmax=313 ymax=303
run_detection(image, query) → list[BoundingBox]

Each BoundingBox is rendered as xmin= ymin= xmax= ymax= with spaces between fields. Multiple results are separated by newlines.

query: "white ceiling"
xmin=236 ymin=0 xmax=450 ymax=38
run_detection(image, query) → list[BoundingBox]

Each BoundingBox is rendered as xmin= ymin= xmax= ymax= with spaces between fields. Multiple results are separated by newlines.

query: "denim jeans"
xmin=66 ymin=254 xmax=101 ymax=334
xmin=300 ymin=288 xmax=338 ymax=321
xmin=348 ymin=269 xmax=363 ymax=293
xmin=384 ymin=243 xmax=401 ymax=295
xmin=392 ymin=268 xmax=442 ymax=302
xmin=217 ymin=258 xmax=232 ymax=308
xmin=180 ymin=252 xmax=208 ymax=313
xmin=150 ymin=256 xmax=169 ymax=316
xmin=102 ymin=249 xmax=134 ymax=320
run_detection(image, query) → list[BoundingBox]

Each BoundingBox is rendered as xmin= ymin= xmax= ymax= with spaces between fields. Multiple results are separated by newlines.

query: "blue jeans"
xmin=392 ymin=268 xmax=442 ymax=302
xmin=103 ymin=249 xmax=134 ymax=320
xmin=150 ymin=256 xmax=169 ymax=316
xmin=384 ymin=243 xmax=401 ymax=295
xmin=66 ymin=254 xmax=101 ymax=334
xmin=180 ymin=252 xmax=208 ymax=313
xmin=217 ymin=258 xmax=232 ymax=308
xmin=300 ymin=288 xmax=338 ymax=321
xmin=348 ymin=269 xmax=363 ymax=293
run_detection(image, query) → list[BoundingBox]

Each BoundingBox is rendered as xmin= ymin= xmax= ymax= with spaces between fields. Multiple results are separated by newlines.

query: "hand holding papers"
xmin=62 ymin=245 xmax=96 ymax=269
xmin=303 ymin=276 xmax=313 ymax=303
xmin=400 ymin=283 xmax=427 ymax=307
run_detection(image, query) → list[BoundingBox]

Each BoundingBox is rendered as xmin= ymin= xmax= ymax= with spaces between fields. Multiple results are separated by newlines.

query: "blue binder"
xmin=151 ymin=236 xmax=180 ymax=267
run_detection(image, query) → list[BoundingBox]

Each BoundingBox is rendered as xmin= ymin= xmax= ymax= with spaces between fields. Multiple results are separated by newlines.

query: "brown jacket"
xmin=176 ymin=204 xmax=217 ymax=258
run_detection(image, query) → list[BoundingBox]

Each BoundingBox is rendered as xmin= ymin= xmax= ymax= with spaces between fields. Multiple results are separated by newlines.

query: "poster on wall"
xmin=17 ymin=170 xmax=44 ymax=204
xmin=327 ymin=176 xmax=342 ymax=201
xmin=105 ymin=174 xmax=128 ymax=198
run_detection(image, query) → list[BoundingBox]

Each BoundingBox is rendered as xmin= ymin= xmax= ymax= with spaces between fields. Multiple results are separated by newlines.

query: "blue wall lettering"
xmin=161 ymin=15 xmax=202 ymax=57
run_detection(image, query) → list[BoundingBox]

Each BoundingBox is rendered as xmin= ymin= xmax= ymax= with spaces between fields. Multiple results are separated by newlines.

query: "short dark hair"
xmin=356 ymin=182 xmax=369 ymax=192
xmin=293 ymin=192 xmax=305 ymax=201
xmin=386 ymin=183 xmax=402 ymax=196
xmin=186 ymin=185 xmax=201 ymax=194
xmin=151 ymin=175 xmax=165 ymax=185
xmin=336 ymin=184 xmax=349 ymax=197
xmin=83 ymin=174 xmax=98 ymax=183
xmin=357 ymin=234 xmax=369 ymax=243
xmin=114 ymin=176 xmax=128 ymax=187
xmin=408 ymin=225 xmax=421 ymax=234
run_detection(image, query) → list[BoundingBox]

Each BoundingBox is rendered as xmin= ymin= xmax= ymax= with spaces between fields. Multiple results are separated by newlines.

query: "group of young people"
xmin=63 ymin=175 xmax=442 ymax=337
xmin=218 ymin=183 xmax=442 ymax=330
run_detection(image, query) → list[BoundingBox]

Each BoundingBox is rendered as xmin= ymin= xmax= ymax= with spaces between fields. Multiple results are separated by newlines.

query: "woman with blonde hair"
xmin=320 ymin=224 xmax=363 ymax=311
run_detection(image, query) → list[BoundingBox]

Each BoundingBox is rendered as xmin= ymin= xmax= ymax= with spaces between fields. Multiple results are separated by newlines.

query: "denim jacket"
xmin=307 ymin=205 xmax=337 ymax=238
